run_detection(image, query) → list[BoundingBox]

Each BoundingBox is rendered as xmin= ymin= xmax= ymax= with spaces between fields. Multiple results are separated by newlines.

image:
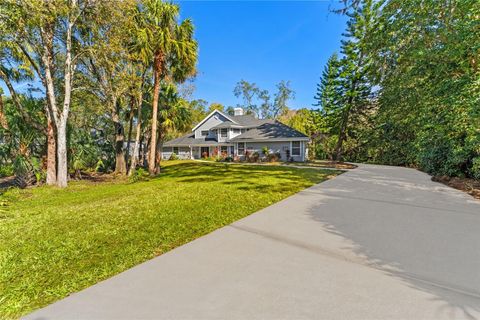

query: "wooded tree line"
xmin=0 ymin=0 xmax=199 ymax=187
xmin=290 ymin=0 xmax=479 ymax=179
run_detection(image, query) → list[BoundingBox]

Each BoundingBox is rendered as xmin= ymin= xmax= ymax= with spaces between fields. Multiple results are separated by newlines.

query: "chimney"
xmin=234 ymin=107 xmax=244 ymax=116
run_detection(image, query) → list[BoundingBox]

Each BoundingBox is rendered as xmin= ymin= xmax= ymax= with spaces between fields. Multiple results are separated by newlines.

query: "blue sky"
xmin=1 ymin=1 xmax=347 ymax=111
xmin=179 ymin=0 xmax=347 ymax=109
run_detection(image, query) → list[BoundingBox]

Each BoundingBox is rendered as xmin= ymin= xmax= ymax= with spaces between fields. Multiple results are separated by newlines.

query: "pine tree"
xmin=313 ymin=53 xmax=343 ymax=132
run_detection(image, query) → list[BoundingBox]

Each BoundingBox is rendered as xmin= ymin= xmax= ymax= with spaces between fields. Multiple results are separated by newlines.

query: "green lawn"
xmin=0 ymin=161 xmax=339 ymax=319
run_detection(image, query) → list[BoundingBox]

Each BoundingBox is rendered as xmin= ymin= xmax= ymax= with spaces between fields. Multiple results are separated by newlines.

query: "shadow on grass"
xmin=158 ymin=162 xmax=337 ymax=193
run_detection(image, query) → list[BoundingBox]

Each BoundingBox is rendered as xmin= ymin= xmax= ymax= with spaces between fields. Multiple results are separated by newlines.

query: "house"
xmin=162 ymin=108 xmax=309 ymax=161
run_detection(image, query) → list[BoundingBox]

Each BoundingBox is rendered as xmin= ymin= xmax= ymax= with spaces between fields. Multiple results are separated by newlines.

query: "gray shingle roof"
xmin=229 ymin=115 xmax=264 ymax=127
xmin=163 ymin=133 xmax=217 ymax=146
xmin=210 ymin=121 xmax=244 ymax=129
xmin=230 ymin=120 xmax=308 ymax=141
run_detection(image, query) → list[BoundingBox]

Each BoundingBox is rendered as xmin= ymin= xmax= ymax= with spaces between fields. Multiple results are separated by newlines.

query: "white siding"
xmin=161 ymin=147 xmax=191 ymax=160
xmin=217 ymin=128 xmax=228 ymax=143
xmin=194 ymin=112 xmax=230 ymax=139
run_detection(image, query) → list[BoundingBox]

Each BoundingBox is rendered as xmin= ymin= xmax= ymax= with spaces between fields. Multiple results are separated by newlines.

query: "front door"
xmin=201 ymin=147 xmax=209 ymax=158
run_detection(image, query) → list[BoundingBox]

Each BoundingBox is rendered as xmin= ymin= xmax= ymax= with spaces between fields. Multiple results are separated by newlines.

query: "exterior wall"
xmin=161 ymin=146 xmax=191 ymax=160
xmin=192 ymin=146 xmax=201 ymax=159
xmin=161 ymin=141 xmax=307 ymax=161
xmin=235 ymin=141 xmax=307 ymax=162
xmin=217 ymin=128 xmax=228 ymax=143
xmin=193 ymin=112 xmax=230 ymax=139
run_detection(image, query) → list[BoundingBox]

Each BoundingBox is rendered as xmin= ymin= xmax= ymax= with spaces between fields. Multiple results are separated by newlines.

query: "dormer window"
xmin=220 ymin=128 xmax=228 ymax=138
xmin=201 ymin=130 xmax=209 ymax=136
xmin=233 ymin=128 xmax=240 ymax=134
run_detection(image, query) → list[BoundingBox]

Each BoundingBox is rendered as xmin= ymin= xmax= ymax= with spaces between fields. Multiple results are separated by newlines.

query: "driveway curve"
xmin=25 ymin=164 xmax=480 ymax=320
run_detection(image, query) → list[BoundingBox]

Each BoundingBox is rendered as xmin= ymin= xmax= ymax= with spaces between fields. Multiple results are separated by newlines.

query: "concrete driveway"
xmin=25 ymin=164 xmax=480 ymax=320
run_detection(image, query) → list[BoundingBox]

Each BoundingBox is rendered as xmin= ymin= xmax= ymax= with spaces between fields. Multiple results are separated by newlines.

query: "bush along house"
xmin=162 ymin=108 xmax=309 ymax=162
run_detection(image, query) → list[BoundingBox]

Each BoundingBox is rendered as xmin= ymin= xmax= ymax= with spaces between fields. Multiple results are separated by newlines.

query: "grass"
xmin=0 ymin=160 xmax=340 ymax=319
xmin=199 ymin=158 xmax=356 ymax=169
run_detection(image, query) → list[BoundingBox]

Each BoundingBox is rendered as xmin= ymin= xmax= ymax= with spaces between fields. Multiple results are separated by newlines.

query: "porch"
xmin=191 ymin=145 xmax=235 ymax=159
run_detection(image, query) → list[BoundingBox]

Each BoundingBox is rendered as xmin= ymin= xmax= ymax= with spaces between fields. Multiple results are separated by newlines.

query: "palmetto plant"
xmin=12 ymin=133 xmax=40 ymax=188
xmin=158 ymin=83 xmax=191 ymax=134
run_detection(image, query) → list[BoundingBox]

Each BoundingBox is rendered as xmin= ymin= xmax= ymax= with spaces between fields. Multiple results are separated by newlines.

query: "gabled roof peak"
xmin=191 ymin=109 xmax=237 ymax=132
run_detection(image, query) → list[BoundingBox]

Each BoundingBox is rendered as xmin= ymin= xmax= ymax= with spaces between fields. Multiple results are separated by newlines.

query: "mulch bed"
xmin=0 ymin=172 xmax=117 ymax=191
xmin=0 ymin=176 xmax=15 ymax=190
xmin=317 ymin=161 xmax=357 ymax=170
xmin=432 ymin=176 xmax=480 ymax=200
xmin=304 ymin=161 xmax=358 ymax=170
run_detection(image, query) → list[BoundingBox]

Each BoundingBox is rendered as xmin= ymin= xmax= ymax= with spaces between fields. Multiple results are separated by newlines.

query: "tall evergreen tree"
xmin=313 ymin=53 xmax=343 ymax=132
xmin=316 ymin=0 xmax=376 ymax=161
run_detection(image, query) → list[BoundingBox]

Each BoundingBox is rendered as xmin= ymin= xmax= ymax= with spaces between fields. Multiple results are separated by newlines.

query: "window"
xmin=292 ymin=141 xmax=301 ymax=156
xmin=238 ymin=142 xmax=245 ymax=155
xmin=220 ymin=146 xmax=228 ymax=155
xmin=233 ymin=128 xmax=240 ymax=134
xmin=173 ymin=147 xmax=179 ymax=154
xmin=201 ymin=130 xmax=209 ymax=136
xmin=221 ymin=128 xmax=228 ymax=137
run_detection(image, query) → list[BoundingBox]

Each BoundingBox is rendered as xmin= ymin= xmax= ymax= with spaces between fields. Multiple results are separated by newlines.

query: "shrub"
xmin=0 ymin=164 xmax=14 ymax=178
xmin=416 ymin=133 xmax=465 ymax=177
xmin=128 ymin=167 xmax=149 ymax=183
xmin=169 ymin=152 xmax=179 ymax=160
xmin=224 ymin=156 xmax=233 ymax=162
xmin=13 ymin=155 xmax=42 ymax=188
xmin=95 ymin=159 xmax=105 ymax=173
xmin=267 ymin=152 xmax=280 ymax=162
xmin=471 ymin=157 xmax=480 ymax=179
xmin=262 ymin=146 xmax=269 ymax=156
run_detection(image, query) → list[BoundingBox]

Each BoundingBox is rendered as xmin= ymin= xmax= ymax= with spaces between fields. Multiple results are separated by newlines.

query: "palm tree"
xmin=134 ymin=0 xmax=197 ymax=175
xmin=156 ymin=83 xmax=191 ymax=164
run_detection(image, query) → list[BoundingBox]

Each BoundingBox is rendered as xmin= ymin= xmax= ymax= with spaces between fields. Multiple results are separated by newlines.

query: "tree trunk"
xmin=148 ymin=51 xmax=164 ymax=175
xmin=112 ymin=101 xmax=127 ymax=175
xmin=46 ymin=112 xmax=56 ymax=185
xmin=155 ymin=131 xmax=164 ymax=174
xmin=334 ymin=72 xmax=359 ymax=162
xmin=334 ymin=108 xmax=350 ymax=162
xmin=143 ymin=131 xmax=149 ymax=168
xmin=55 ymin=4 xmax=76 ymax=188
xmin=128 ymin=92 xmax=143 ymax=176
xmin=139 ymin=134 xmax=144 ymax=167
xmin=125 ymin=96 xmax=135 ymax=171
xmin=56 ymin=121 xmax=68 ymax=188
xmin=0 ymin=93 xmax=8 ymax=130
